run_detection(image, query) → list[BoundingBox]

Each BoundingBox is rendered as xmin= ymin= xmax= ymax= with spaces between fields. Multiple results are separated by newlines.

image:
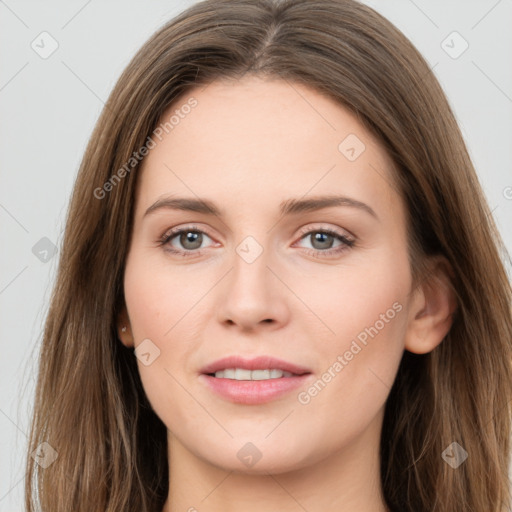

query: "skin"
xmin=117 ymin=75 xmax=456 ymax=512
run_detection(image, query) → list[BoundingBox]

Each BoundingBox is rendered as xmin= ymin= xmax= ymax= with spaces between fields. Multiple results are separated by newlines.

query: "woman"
xmin=25 ymin=0 xmax=512 ymax=511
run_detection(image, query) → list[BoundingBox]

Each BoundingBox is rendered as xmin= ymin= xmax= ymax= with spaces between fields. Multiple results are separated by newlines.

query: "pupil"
xmin=181 ymin=231 xmax=202 ymax=250
xmin=313 ymin=232 xmax=332 ymax=249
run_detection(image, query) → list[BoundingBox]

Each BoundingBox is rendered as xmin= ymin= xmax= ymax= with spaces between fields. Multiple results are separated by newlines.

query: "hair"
xmin=25 ymin=0 xmax=512 ymax=510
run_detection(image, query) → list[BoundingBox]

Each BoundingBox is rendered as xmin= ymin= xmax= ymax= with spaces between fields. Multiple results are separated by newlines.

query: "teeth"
xmin=213 ymin=368 xmax=295 ymax=380
xmin=235 ymin=368 xmax=252 ymax=380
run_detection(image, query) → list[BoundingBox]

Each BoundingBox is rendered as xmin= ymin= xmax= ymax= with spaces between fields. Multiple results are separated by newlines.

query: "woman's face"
xmin=121 ymin=76 xmax=415 ymax=473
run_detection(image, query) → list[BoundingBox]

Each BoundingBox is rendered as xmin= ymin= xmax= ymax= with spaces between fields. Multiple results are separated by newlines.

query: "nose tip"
xmin=217 ymin=247 xmax=290 ymax=330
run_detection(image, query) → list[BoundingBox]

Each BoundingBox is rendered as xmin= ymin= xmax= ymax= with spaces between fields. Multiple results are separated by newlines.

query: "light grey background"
xmin=1 ymin=1 xmax=511 ymax=509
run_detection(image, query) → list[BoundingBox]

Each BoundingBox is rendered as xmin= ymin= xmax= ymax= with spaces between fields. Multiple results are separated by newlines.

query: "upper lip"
xmin=200 ymin=356 xmax=311 ymax=375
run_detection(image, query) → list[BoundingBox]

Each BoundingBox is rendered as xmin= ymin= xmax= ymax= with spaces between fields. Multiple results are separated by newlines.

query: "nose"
xmin=216 ymin=240 xmax=290 ymax=332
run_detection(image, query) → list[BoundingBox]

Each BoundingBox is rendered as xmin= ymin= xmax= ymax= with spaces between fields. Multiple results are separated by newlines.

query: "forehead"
xmin=135 ymin=76 xmax=400 ymax=221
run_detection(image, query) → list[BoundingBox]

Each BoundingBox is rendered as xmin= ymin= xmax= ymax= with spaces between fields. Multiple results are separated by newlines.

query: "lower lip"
xmin=199 ymin=373 xmax=312 ymax=405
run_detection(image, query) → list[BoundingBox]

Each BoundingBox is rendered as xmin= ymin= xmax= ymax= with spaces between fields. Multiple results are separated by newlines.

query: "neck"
xmin=162 ymin=409 xmax=389 ymax=512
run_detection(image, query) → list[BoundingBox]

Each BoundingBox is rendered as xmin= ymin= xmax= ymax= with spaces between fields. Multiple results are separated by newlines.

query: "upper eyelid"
xmin=296 ymin=223 xmax=354 ymax=240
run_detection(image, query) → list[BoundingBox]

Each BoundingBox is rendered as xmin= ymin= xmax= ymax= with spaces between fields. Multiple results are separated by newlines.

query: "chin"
xmin=195 ymin=438 xmax=318 ymax=475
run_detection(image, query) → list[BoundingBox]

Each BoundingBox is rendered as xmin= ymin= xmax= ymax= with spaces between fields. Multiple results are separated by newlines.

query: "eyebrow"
xmin=144 ymin=195 xmax=378 ymax=219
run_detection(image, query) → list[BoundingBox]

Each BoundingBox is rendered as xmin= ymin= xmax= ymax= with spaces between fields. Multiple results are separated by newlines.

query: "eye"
xmin=158 ymin=225 xmax=215 ymax=257
xmin=157 ymin=224 xmax=355 ymax=259
xmin=294 ymin=226 xmax=355 ymax=258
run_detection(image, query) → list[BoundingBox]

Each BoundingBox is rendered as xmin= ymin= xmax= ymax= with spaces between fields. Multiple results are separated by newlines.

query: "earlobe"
xmin=116 ymin=304 xmax=134 ymax=348
xmin=404 ymin=256 xmax=457 ymax=355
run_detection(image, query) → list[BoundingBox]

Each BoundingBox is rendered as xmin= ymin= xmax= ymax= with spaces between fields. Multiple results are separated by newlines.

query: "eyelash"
xmin=157 ymin=224 xmax=355 ymax=259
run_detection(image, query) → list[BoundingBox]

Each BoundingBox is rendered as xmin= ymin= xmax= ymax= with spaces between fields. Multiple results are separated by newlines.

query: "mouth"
xmin=206 ymin=368 xmax=298 ymax=380
xmin=200 ymin=355 xmax=311 ymax=378
xmin=199 ymin=355 xmax=313 ymax=404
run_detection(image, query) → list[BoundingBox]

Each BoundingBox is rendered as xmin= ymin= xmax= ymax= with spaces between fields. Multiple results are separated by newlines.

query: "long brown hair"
xmin=25 ymin=0 xmax=512 ymax=510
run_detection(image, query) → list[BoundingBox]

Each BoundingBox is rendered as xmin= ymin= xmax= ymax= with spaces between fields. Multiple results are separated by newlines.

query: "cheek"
xmin=123 ymin=250 xmax=201 ymax=340
xmin=294 ymin=238 xmax=410 ymax=345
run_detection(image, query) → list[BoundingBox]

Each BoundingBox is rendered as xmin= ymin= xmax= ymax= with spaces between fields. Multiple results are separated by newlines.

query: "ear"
xmin=404 ymin=256 xmax=457 ymax=354
xmin=116 ymin=303 xmax=134 ymax=348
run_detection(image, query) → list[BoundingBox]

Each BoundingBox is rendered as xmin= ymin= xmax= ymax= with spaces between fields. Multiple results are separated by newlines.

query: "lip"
xmin=200 ymin=355 xmax=311 ymax=376
xmin=199 ymin=355 xmax=313 ymax=405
